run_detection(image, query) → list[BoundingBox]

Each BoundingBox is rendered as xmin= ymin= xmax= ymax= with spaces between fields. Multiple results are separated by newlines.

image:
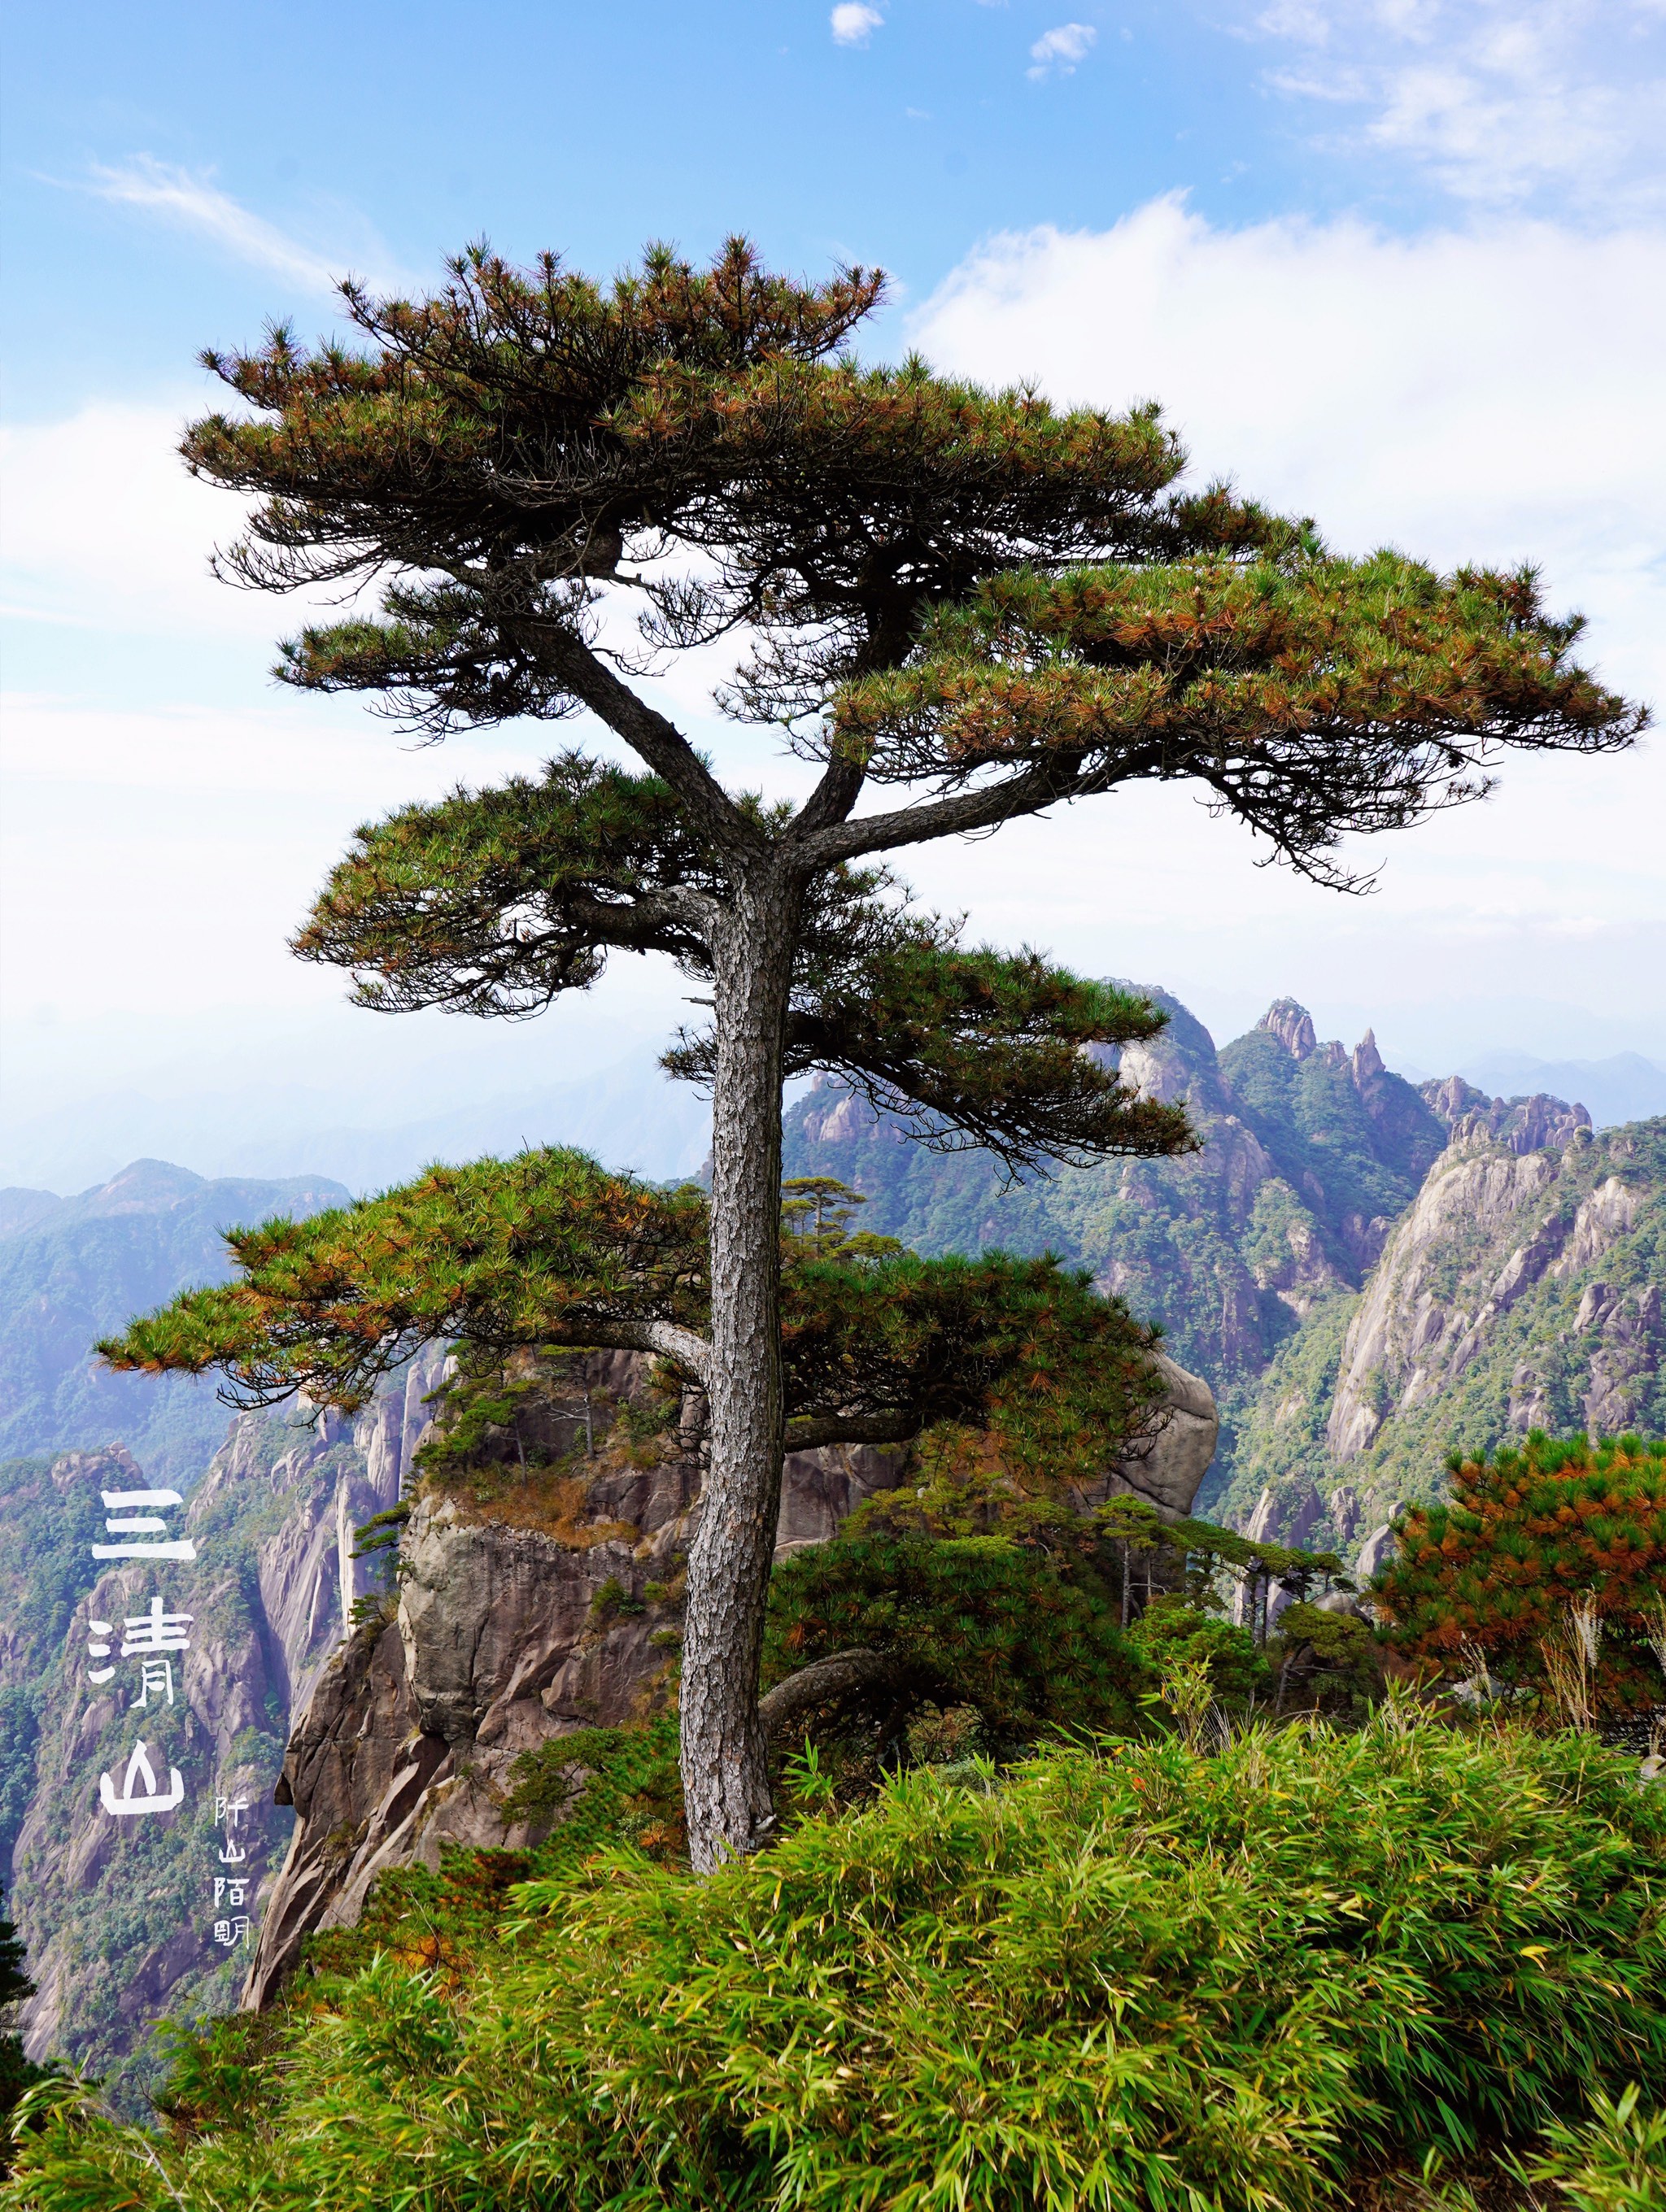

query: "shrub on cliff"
xmin=1372 ymin=1433 xmax=1666 ymax=1709
xmin=10 ymin=1711 xmax=1664 ymax=2211
xmin=763 ymin=1528 xmax=1147 ymax=1748
xmin=1125 ymin=1592 xmax=1269 ymax=1706
xmin=757 ymin=1441 xmax=1353 ymax=1760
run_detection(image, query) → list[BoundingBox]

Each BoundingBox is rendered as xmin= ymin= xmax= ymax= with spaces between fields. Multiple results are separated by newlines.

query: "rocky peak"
xmin=1258 ymin=999 xmax=1318 ymax=1061
xmin=74 ymin=1159 xmax=210 ymax=1216
xmin=1419 ymin=1074 xmax=1593 ymax=1157
xmin=1351 ymin=1030 xmax=1385 ymax=1086
xmin=1420 ymin=1075 xmax=1489 ymax=1126
xmin=1321 ymin=1121 xmax=1656 ymax=1477
xmin=49 ymin=1441 xmax=145 ymax=1496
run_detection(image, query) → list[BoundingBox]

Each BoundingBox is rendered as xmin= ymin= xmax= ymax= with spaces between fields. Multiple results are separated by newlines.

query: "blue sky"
xmin=0 ymin=0 xmax=1542 ymax=411
xmin=2 ymin=1 xmax=1664 ymax=1188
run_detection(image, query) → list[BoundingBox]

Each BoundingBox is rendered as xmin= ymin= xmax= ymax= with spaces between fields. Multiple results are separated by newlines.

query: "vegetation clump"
xmin=0 ymin=1883 xmax=44 ymax=2173
xmin=7 ymin=1711 xmax=1664 ymax=2210
xmin=764 ymin=1526 xmax=1147 ymax=1751
xmin=1372 ymin=1433 xmax=1666 ymax=1709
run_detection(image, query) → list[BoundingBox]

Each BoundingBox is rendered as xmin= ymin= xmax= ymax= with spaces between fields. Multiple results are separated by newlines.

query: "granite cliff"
xmin=1 ymin=1349 xmax=441 ymax=2112
xmin=779 ymin=986 xmax=1660 ymax=1571
xmin=782 ymin=986 xmax=1582 ymax=1511
xmin=1223 ymin=1115 xmax=1666 ymax=1561
xmin=241 ymin=1343 xmax=1217 ymax=2008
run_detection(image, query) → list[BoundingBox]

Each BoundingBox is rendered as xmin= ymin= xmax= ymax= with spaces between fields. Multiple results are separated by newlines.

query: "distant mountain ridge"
xmin=782 ymin=986 xmax=1606 ymax=1516
xmin=2 ymin=1050 xmax=711 ymax=1199
xmin=2 ymin=996 xmax=1648 ymax=1517
xmin=0 ymin=1160 xmax=349 ymax=1480
xmin=1450 ymin=1049 xmax=1666 ymax=1131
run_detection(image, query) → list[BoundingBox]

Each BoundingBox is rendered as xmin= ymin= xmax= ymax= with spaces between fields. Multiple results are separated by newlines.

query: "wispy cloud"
xmin=1028 ymin=23 xmax=1097 ymax=79
xmin=831 ymin=3 xmax=883 ymax=46
xmin=895 ymin=202 xmax=1666 ymax=1042
xmin=76 ymin=155 xmax=395 ymax=294
xmin=1240 ymin=0 xmax=1666 ymax=208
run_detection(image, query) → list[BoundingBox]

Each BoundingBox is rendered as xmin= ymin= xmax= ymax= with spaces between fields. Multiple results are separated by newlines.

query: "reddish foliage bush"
xmin=1372 ymin=1433 xmax=1666 ymax=1710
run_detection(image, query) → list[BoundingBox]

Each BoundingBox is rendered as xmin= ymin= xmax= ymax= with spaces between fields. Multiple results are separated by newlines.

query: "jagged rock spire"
xmin=1351 ymin=1029 xmax=1385 ymax=1084
xmin=1258 ymin=999 xmax=1317 ymax=1061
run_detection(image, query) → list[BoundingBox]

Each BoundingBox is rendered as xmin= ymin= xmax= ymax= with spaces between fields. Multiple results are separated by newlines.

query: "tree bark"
xmin=679 ymin=868 xmax=801 ymax=1870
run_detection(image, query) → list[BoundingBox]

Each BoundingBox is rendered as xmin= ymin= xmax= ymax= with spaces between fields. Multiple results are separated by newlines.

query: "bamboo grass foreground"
xmin=9 ymin=1706 xmax=1665 ymax=2210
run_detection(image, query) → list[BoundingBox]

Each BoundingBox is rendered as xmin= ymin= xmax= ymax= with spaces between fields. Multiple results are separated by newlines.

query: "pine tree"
xmin=0 ymin=1885 xmax=32 ymax=2012
xmin=162 ymin=238 xmax=1640 ymax=1866
xmin=102 ymin=1152 xmax=1167 ymax=1497
xmin=0 ymin=1879 xmax=41 ymax=2153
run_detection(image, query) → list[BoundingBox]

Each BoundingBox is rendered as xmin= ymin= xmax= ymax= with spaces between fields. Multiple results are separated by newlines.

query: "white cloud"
xmin=1238 ymin=1 xmax=1666 ymax=207
xmin=0 ymin=400 xmax=340 ymax=640
xmin=76 ymin=156 xmax=390 ymax=294
xmin=1 ymin=401 xmax=261 ymax=639
xmin=1028 ymin=22 xmax=1097 ymax=77
xmin=831 ymin=3 xmax=883 ymax=45
xmin=7 ymin=198 xmax=1665 ymax=1134
xmin=0 ymin=693 xmax=535 ymax=1022
xmin=898 ymin=198 xmax=1666 ymax=1047
xmin=0 ymin=395 xmax=824 ymax=809
xmin=910 ymin=198 xmax=1666 ymax=695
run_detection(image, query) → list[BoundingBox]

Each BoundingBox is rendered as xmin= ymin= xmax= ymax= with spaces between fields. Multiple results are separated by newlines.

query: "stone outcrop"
xmin=1224 ymin=1112 xmax=1664 ymax=1551
xmin=242 ymin=1346 xmax=1219 ymax=2007
xmin=1101 ymin=1352 xmax=1220 ymax=1515
xmin=1258 ymin=999 xmax=1319 ymax=1062
xmin=241 ymin=1357 xmax=921 ymax=2005
xmin=1420 ymin=1078 xmax=1592 ymax=1156
xmin=784 ymin=991 xmax=1450 ymax=1420
xmin=243 ymin=1488 xmax=699 ymax=2006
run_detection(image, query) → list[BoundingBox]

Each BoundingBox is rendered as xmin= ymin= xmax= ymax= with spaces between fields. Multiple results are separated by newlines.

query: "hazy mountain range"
xmin=1442 ymin=1051 xmax=1666 ymax=1130
xmin=2 ymin=990 xmax=1660 ymax=1515
xmin=1 ymin=1051 xmax=713 ymax=1200
xmin=0 ymin=1160 xmax=349 ymax=1481
xmin=3 ymin=1033 xmax=1660 ymax=1202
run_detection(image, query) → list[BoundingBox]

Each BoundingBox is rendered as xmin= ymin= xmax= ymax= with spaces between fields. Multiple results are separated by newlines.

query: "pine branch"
xmin=95 ymin=1150 xmax=1165 ymax=1477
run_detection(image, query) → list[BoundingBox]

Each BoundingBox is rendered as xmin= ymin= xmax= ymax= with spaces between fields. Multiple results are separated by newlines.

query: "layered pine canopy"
xmin=99 ymin=1149 xmax=1166 ymax=1474
xmin=175 ymin=239 xmax=1644 ymax=1188
xmin=147 ymin=238 xmax=1651 ymax=1491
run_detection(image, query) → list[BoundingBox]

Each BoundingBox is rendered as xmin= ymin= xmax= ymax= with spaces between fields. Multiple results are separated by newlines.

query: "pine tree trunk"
xmin=680 ymin=874 xmax=799 ymax=1871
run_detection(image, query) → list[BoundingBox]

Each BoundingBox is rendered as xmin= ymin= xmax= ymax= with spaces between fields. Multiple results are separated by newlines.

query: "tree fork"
xmin=680 ymin=866 xmax=803 ymax=1869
